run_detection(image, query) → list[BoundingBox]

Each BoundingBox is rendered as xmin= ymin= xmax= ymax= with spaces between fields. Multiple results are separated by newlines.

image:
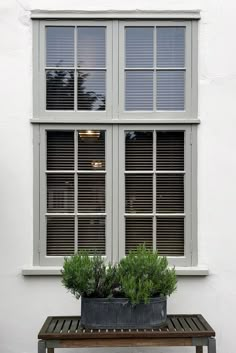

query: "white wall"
xmin=0 ymin=0 xmax=235 ymax=352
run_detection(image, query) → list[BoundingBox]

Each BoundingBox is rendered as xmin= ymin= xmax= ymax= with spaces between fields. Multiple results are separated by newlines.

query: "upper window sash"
xmin=118 ymin=21 xmax=193 ymax=120
xmin=35 ymin=20 xmax=113 ymax=120
xmin=33 ymin=19 xmax=198 ymax=123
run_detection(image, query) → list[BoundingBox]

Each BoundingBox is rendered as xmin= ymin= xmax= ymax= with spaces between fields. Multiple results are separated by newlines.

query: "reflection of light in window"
xmin=91 ymin=160 xmax=103 ymax=169
xmin=79 ymin=130 xmax=100 ymax=139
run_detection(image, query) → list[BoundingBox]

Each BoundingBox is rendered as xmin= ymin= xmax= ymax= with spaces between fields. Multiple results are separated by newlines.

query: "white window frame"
xmin=33 ymin=124 xmax=197 ymax=267
xmin=32 ymin=12 xmax=199 ymax=267
xmin=32 ymin=16 xmax=199 ymax=123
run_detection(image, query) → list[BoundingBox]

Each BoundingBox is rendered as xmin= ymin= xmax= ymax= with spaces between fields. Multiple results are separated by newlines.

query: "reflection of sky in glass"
xmin=157 ymin=71 xmax=185 ymax=111
xmin=157 ymin=27 xmax=185 ymax=68
xmin=46 ymin=27 xmax=74 ymax=67
xmin=77 ymin=27 xmax=106 ymax=68
xmin=126 ymin=27 xmax=153 ymax=68
xmin=125 ymin=71 xmax=153 ymax=111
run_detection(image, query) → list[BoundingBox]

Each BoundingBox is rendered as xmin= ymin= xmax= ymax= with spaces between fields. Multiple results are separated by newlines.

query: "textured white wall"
xmin=0 ymin=0 xmax=236 ymax=352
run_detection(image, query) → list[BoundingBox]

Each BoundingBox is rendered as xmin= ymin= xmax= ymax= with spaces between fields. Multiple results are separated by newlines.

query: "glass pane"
xmin=156 ymin=71 xmax=185 ymax=111
xmin=156 ymin=131 xmax=184 ymax=171
xmin=47 ymin=216 xmax=75 ymax=256
xmin=125 ymin=131 xmax=153 ymax=170
xmin=156 ymin=217 xmax=184 ymax=256
xmin=47 ymin=131 xmax=74 ymax=171
xmin=46 ymin=27 xmax=74 ymax=67
xmin=78 ymin=174 xmax=105 ymax=212
xmin=47 ymin=174 xmax=74 ymax=213
xmin=46 ymin=70 xmax=74 ymax=110
xmin=77 ymin=27 xmax=106 ymax=68
xmin=126 ymin=217 xmax=153 ymax=254
xmin=125 ymin=71 xmax=153 ymax=111
xmin=157 ymin=27 xmax=185 ymax=68
xmin=125 ymin=27 xmax=153 ymax=68
xmin=125 ymin=174 xmax=153 ymax=213
xmin=156 ymin=174 xmax=184 ymax=213
xmin=77 ymin=70 xmax=106 ymax=110
xmin=78 ymin=217 xmax=105 ymax=255
xmin=78 ymin=130 xmax=105 ymax=170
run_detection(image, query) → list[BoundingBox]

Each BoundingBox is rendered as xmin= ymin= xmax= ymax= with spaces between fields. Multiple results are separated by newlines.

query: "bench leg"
xmin=48 ymin=349 xmax=54 ymax=353
xmin=196 ymin=347 xmax=203 ymax=353
xmin=208 ymin=338 xmax=216 ymax=353
xmin=38 ymin=340 xmax=46 ymax=353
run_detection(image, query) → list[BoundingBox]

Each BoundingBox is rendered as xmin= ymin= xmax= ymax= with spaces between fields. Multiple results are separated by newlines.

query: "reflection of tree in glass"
xmin=46 ymin=70 xmax=105 ymax=111
xmin=78 ymin=71 xmax=105 ymax=111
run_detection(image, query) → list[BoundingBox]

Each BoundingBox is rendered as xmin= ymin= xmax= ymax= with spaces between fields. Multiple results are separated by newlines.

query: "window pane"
xmin=77 ymin=27 xmax=106 ymax=68
xmin=157 ymin=27 xmax=185 ymax=68
xmin=78 ymin=130 xmax=105 ymax=170
xmin=47 ymin=174 xmax=74 ymax=213
xmin=78 ymin=174 xmax=105 ymax=213
xmin=46 ymin=70 xmax=74 ymax=110
xmin=125 ymin=131 xmax=153 ymax=170
xmin=77 ymin=70 xmax=106 ymax=110
xmin=156 ymin=174 xmax=184 ymax=213
xmin=125 ymin=71 xmax=153 ymax=111
xmin=46 ymin=27 xmax=74 ymax=67
xmin=156 ymin=131 xmax=184 ymax=171
xmin=125 ymin=174 xmax=153 ymax=213
xmin=47 ymin=216 xmax=75 ymax=256
xmin=47 ymin=131 xmax=74 ymax=171
xmin=156 ymin=217 xmax=184 ymax=256
xmin=156 ymin=71 xmax=185 ymax=111
xmin=126 ymin=217 xmax=153 ymax=254
xmin=125 ymin=27 xmax=153 ymax=68
xmin=78 ymin=217 xmax=105 ymax=255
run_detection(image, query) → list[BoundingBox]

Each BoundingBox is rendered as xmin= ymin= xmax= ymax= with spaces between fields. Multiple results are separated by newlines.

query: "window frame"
xmin=35 ymin=124 xmax=113 ymax=266
xmin=33 ymin=124 xmax=197 ymax=267
xmin=118 ymin=20 xmax=192 ymax=119
xmin=32 ymin=13 xmax=199 ymax=267
xmin=33 ymin=18 xmax=199 ymax=123
xmin=34 ymin=20 xmax=113 ymax=120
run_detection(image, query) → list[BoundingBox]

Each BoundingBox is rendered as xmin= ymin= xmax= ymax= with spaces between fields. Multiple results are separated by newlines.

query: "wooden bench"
xmin=38 ymin=314 xmax=216 ymax=353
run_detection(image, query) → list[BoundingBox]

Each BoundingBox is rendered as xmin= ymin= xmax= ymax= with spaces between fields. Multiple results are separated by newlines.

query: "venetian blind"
xmin=46 ymin=130 xmax=106 ymax=256
xmin=125 ymin=130 xmax=185 ymax=256
xmin=46 ymin=26 xmax=106 ymax=111
xmin=125 ymin=26 xmax=185 ymax=111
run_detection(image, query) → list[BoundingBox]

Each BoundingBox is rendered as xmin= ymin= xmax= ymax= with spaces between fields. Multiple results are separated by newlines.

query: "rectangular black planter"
xmin=80 ymin=297 xmax=167 ymax=329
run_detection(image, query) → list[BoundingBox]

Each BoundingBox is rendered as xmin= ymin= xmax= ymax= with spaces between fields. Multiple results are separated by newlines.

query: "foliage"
xmin=117 ymin=245 xmax=177 ymax=304
xmin=61 ymin=245 xmax=177 ymax=304
xmin=61 ymin=252 xmax=119 ymax=299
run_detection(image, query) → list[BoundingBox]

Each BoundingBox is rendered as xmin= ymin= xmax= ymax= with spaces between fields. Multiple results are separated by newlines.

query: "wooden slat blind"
xmin=156 ymin=217 xmax=184 ymax=256
xmin=125 ymin=131 xmax=153 ymax=170
xmin=78 ymin=174 xmax=105 ymax=213
xmin=46 ymin=130 xmax=106 ymax=256
xmin=47 ymin=217 xmax=74 ymax=256
xmin=47 ymin=174 xmax=74 ymax=213
xmin=78 ymin=217 xmax=106 ymax=255
xmin=125 ymin=130 xmax=185 ymax=256
xmin=78 ymin=131 xmax=105 ymax=170
xmin=47 ymin=131 xmax=74 ymax=170
xmin=126 ymin=218 xmax=153 ymax=253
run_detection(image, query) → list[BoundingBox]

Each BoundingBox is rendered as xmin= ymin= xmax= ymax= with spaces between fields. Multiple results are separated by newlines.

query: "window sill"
xmin=22 ymin=266 xmax=209 ymax=276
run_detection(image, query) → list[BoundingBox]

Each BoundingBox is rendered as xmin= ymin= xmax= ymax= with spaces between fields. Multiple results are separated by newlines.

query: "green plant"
xmin=61 ymin=251 xmax=119 ymax=299
xmin=61 ymin=245 xmax=177 ymax=304
xmin=117 ymin=245 xmax=177 ymax=304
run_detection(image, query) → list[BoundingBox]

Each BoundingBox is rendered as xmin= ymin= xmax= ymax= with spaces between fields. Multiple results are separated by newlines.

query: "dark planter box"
xmin=80 ymin=297 xmax=167 ymax=329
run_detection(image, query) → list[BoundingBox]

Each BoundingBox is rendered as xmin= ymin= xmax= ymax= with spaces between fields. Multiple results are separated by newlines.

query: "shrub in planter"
xmin=61 ymin=245 xmax=177 ymax=329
